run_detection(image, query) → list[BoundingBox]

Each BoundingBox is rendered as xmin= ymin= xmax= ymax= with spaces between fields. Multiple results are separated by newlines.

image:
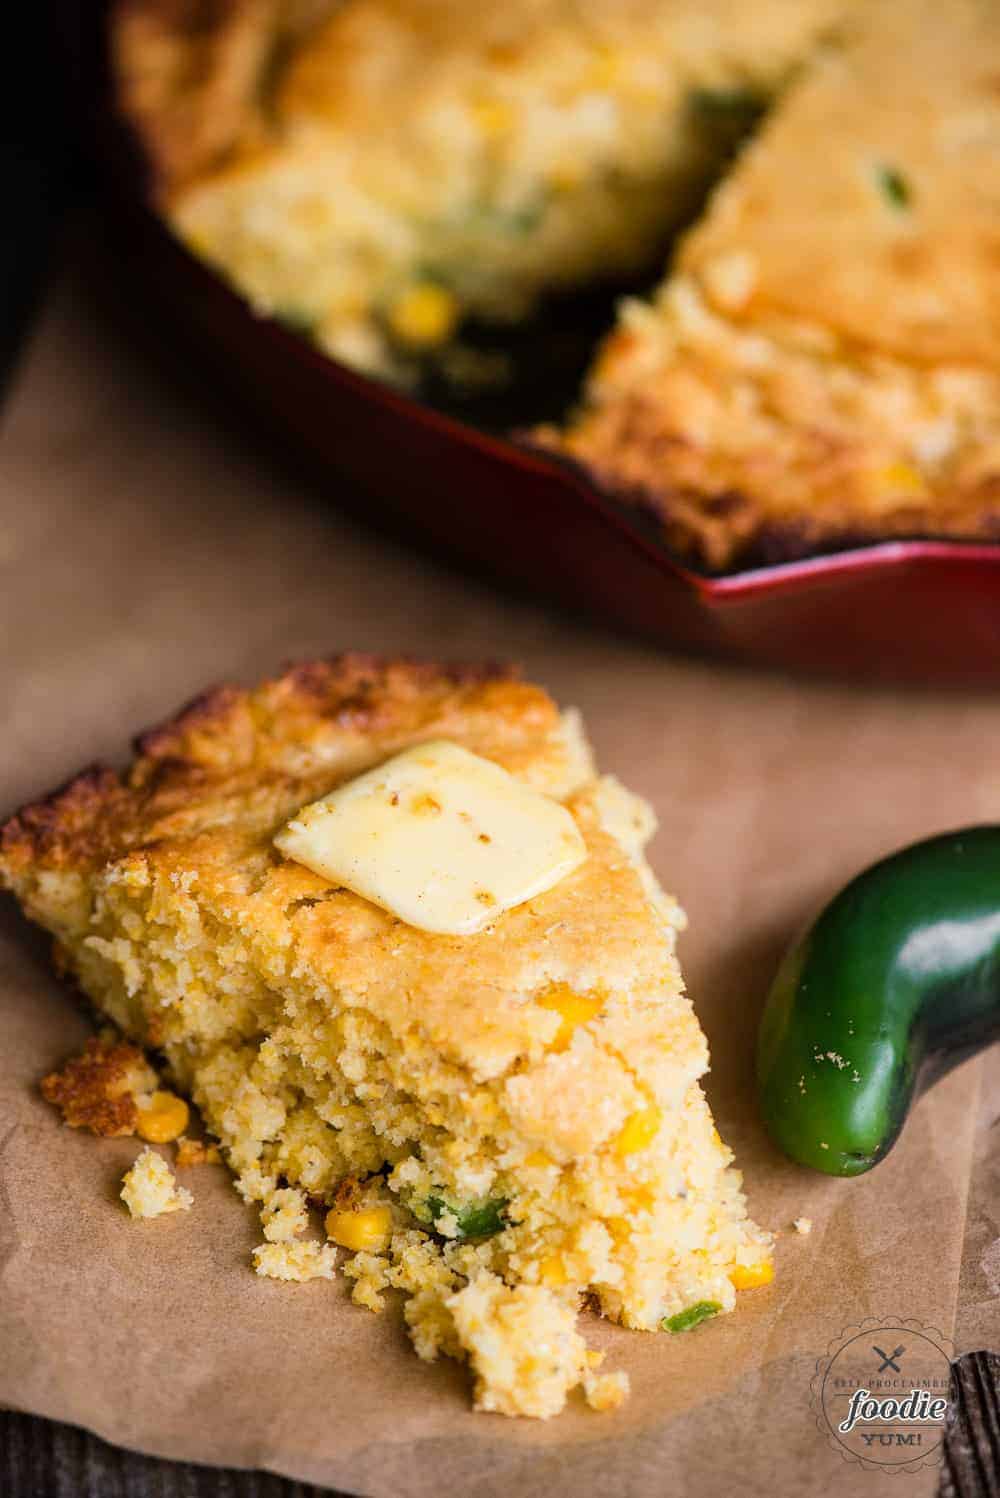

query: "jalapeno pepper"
xmin=756 ymin=827 xmax=1000 ymax=1176
xmin=416 ymin=1193 xmax=509 ymax=1240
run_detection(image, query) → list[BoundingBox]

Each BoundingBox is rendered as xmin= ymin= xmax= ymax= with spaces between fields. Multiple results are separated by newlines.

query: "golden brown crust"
xmin=541 ymin=381 xmax=1000 ymax=571
xmin=111 ymin=0 xmax=274 ymax=193
xmin=540 ymin=0 xmax=1000 ymax=570
xmin=40 ymin=1035 xmax=152 ymax=1136
xmin=132 ymin=654 xmax=515 ymax=769
xmin=0 ymin=655 xmax=524 ymax=878
xmin=1 ymin=768 xmax=134 ymax=875
xmin=112 ymin=0 xmax=342 ymax=193
xmin=679 ymin=0 xmax=1000 ymax=370
xmin=174 ymin=1136 xmax=222 ymax=1165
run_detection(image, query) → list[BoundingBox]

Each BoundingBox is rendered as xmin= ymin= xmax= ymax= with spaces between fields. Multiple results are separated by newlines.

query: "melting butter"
xmin=275 ymin=740 xmax=587 ymax=935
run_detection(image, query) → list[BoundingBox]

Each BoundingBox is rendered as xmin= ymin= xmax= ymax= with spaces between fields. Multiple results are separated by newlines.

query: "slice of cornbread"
xmin=113 ymin=0 xmax=845 ymax=381
xmin=545 ymin=0 xmax=1000 ymax=568
xmin=1 ymin=655 xmax=771 ymax=1416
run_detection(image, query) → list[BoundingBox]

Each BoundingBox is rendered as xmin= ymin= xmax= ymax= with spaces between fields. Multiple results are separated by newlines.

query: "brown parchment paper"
xmin=0 ymin=249 xmax=996 ymax=1497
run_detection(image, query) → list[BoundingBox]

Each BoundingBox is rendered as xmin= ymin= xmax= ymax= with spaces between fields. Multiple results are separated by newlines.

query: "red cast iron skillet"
xmin=63 ymin=0 xmax=1000 ymax=685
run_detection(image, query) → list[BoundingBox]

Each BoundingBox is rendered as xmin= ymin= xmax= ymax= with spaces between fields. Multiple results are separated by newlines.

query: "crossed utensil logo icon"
xmin=873 ymin=1344 xmax=905 ymax=1373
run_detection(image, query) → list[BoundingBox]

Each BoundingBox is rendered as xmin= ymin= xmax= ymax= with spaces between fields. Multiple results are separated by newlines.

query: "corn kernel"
xmin=471 ymin=98 xmax=514 ymax=136
xmin=730 ymin=1258 xmax=775 ymax=1291
xmin=536 ymin=984 xmax=603 ymax=1051
xmin=614 ymin=1104 xmax=662 ymax=1156
xmin=325 ymin=1204 xmax=393 ymax=1252
xmin=136 ymin=1091 xmax=190 ymax=1144
xmin=582 ymin=46 xmax=622 ymax=89
xmin=539 ymin=1254 xmax=568 ymax=1286
xmin=875 ymin=460 xmax=926 ymax=496
xmin=387 ymin=284 xmax=459 ymax=348
xmin=524 ymin=1150 xmax=552 ymax=1168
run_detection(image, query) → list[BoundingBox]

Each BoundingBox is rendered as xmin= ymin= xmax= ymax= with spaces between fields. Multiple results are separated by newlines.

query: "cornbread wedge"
xmin=545 ymin=0 xmax=1000 ymax=568
xmin=113 ymin=0 xmax=844 ymax=381
xmin=1 ymin=656 xmax=771 ymax=1416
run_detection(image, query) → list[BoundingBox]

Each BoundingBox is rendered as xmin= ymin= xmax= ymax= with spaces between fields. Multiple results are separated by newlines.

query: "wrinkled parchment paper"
xmin=0 ymin=249 xmax=996 ymax=1497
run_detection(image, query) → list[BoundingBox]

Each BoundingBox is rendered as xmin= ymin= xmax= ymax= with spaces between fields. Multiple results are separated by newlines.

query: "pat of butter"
xmin=275 ymin=740 xmax=587 ymax=935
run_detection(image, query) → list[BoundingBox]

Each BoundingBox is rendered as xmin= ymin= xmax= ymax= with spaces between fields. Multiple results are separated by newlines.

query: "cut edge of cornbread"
xmin=2 ymin=655 xmax=772 ymax=1417
xmin=111 ymin=0 xmax=847 ymax=383
xmin=541 ymin=0 xmax=1000 ymax=569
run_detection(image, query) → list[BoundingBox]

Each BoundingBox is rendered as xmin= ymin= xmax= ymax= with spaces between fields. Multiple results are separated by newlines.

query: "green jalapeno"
xmin=757 ymin=827 xmax=1000 ymax=1176
xmin=417 ymin=1193 xmax=509 ymax=1240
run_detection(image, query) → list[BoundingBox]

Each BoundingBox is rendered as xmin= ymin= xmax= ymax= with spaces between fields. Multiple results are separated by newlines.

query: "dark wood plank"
xmin=941 ymin=1352 xmax=1000 ymax=1498
xmin=4 ymin=1352 xmax=998 ymax=1496
xmin=0 ymin=1410 xmax=346 ymax=1497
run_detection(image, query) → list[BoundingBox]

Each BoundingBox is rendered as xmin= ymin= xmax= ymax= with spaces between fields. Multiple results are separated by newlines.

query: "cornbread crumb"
xmin=260 ymin=1186 xmax=309 ymax=1242
xmin=42 ymin=1034 xmax=158 ymax=1137
xmin=252 ymin=1240 xmax=338 ymax=1282
xmin=583 ymin=1369 xmax=631 ymax=1412
xmin=343 ymin=1250 xmax=392 ymax=1313
xmin=120 ymin=1147 xmax=193 ymax=1219
xmin=174 ymin=1137 xmax=222 ymax=1167
xmin=446 ymin=1273 xmax=601 ymax=1420
xmin=793 ymin=1217 xmax=813 ymax=1236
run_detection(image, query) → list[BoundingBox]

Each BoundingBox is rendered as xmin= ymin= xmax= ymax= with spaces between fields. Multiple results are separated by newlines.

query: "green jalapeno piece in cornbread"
xmin=663 ymin=1301 xmax=722 ymax=1333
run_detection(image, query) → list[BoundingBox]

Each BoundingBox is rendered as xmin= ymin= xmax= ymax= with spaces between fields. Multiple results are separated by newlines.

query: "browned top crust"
xmin=545 ymin=0 xmax=1000 ymax=569
xmin=0 ymin=655 xmax=567 ymax=879
xmin=112 ymin=0 xmax=342 ymax=192
xmin=40 ymin=1034 xmax=157 ymax=1136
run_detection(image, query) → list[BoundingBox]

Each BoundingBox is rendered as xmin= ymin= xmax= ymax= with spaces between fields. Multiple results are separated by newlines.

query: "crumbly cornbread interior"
xmin=115 ymin=0 xmax=1000 ymax=567
xmin=541 ymin=0 xmax=1000 ymax=567
xmin=113 ymin=0 xmax=844 ymax=382
xmin=1 ymin=657 xmax=771 ymax=1417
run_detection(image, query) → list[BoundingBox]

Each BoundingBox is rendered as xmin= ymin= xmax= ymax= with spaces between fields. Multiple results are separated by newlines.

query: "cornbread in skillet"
xmin=112 ymin=0 xmax=845 ymax=381
xmin=546 ymin=0 xmax=1000 ymax=568
xmin=1 ymin=656 xmax=772 ymax=1416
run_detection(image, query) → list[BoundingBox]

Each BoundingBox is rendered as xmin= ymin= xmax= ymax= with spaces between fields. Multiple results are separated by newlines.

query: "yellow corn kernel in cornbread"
xmin=730 ymin=1257 xmax=775 ymax=1291
xmin=614 ymin=1103 xmax=663 ymax=1156
xmin=536 ymin=984 xmax=603 ymax=1051
xmin=387 ymin=284 xmax=460 ymax=349
xmin=0 ymin=655 xmax=771 ymax=1418
xmin=136 ymin=1090 xmax=190 ymax=1143
xmin=326 ymin=1205 xmax=393 ymax=1253
xmin=545 ymin=0 xmax=1000 ymax=568
xmin=121 ymin=1147 xmax=193 ymax=1219
xmin=112 ymin=0 xmax=846 ymax=382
